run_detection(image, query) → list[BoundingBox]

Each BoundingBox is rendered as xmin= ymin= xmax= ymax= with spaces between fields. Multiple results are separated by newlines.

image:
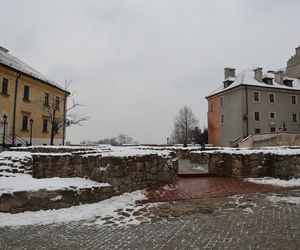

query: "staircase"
xmin=0 ymin=135 xmax=28 ymax=150
xmin=0 ymin=154 xmax=33 ymax=176
xmin=14 ymin=135 xmax=28 ymax=146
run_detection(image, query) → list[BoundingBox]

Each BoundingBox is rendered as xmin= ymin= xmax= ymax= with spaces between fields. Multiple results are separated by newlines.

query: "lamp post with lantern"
xmin=2 ymin=114 xmax=7 ymax=148
xmin=30 ymin=118 xmax=34 ymax=146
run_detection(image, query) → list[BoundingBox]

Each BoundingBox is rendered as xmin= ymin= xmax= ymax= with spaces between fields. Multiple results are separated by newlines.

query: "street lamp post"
xmin=2 ymin=114 xmax=7 ymax=148
xmin=30 ymin=119 xmax=34 ymax=146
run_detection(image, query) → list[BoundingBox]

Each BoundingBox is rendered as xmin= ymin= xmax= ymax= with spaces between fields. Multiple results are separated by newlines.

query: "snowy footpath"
xmin=0 ymin=190 xmax=154 ymax=227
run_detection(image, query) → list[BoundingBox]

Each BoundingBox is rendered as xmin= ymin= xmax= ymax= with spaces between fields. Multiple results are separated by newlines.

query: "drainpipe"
xmin=12 ymin=73 xmax=21 ymax=146
xmin=245 ymin=86 xmax=249 ymax=137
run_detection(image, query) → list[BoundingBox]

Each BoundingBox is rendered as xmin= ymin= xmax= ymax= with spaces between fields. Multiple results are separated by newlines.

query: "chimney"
xmin=274 ymin=70 xmax=284 ymax=84
xmin=296 ymin=46 xmax=300 ymax=56
xmin=0 ymin=46 xmax=9 ymax=53
xmin=254 ymin=67 xmax=263 ymax=82
xmin=224 ymin=68 xmax=235 ymax=80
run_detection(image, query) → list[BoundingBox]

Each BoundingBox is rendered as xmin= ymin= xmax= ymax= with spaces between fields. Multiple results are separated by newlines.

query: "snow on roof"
xmin=263 ymin=72 xmax=274 ymax=79
xmin=223 ymin=76 xmax=236 ymax=83
xmin=0 ymin=48 xmax=66 ymax=92
xmin=207 ymin=69 xmax=300 ymax=98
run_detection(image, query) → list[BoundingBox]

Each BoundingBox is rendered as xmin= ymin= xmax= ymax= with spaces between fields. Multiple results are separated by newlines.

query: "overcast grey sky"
xmin=1 ymin=0 xmax=300 ymax=143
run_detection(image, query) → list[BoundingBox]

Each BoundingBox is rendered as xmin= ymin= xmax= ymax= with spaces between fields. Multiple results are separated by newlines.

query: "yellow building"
xmin=0 ymin=46 xmax=69 ymax=146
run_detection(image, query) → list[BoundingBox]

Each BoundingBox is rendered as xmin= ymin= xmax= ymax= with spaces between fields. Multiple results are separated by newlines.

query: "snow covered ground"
xmin=0 ymin=190 xmax=152 ymax=227
xmin=200 ymin=146 xmax=300 ymax=156
xmin=267 ymin=195 xmax=300 ymax=205
xmin=0 ymin=174 xmax=110 ymax=195
xmin=245 ymin=177 xmax=300 ymax=187
xmin=0 ymin=150 xmax=32 ymax=160
xmin=8 ymin=145 xmax=173 ymax=157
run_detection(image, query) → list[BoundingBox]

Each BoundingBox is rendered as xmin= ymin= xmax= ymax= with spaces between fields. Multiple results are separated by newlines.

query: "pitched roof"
xmin=206 ymin=69 xmax=300 ymax=98
xmin=0 ymin=47 xmax=68 ymax=93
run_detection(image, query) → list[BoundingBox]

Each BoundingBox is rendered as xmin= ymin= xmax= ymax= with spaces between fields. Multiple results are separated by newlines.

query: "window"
xmin=55 ymin=96 xmax=60 ymax=109
xmin=22 ymin=115 xmax=28 ymax=130
xmin=44 ymin=93 xmax=49 ymax=106
xmin=23 ymin=85 xmax=30 ymax=101
xmin=220 ymin=114 xmax=224 ymax=124
xmin=263 ymin=78 xmax=273 ymax=85
xmin=292 ymin=113 xmax=298 ymax=123
xmin=253 ymin=92 xmax=260 ymax=102
xmin=255 ymin=128 xmax=261 ymax=134
xmin=270 ymin=127 xmax=276 ymax=133
xmin=269 ymin=93 xmax=275 ymax=103
xmin=284 ymin=80 xmax=293 ymax=87
xmin=269 ymin=112 xmax=276 ymax=119
xmin=2 ymin=78 xmax=8 ymax=95
xmin=43 ymin=119 xmax=48 ymax=132
xmin=291 ymin=95 xmax=297 ymax=105
xmin=254 ymin=112 xmax=260 ymax=121
xmin=220 ymin=96 xmax=224 ymax=107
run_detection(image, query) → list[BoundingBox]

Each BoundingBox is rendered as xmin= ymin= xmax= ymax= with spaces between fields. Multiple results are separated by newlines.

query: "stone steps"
xmin=0 ymin=155 xmax=33 ymax=175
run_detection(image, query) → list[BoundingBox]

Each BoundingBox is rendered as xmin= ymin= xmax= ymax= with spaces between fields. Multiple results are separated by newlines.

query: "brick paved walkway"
xmin=1 ymin=198 xmax=300 ymax=250
xmin=144 ymin=177 xmax=284 ymax=202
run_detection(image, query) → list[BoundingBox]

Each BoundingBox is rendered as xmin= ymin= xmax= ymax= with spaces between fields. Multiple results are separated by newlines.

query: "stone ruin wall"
xmin=33 ymin=153 xmax=178 ymax=194
xmin=207 ymin=152 xmax=300 ymax=179
xmin=1 ymin=148 xmax=178 ymax=213
xmin=0 ymin=185 xmax=114 ymax=213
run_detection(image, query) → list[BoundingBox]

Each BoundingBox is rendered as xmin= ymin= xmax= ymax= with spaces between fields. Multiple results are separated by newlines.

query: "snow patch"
xmin=267 ymin=195 xmax=300 ymax=205
xmin=245 ymin=177 xmax=300 ymax=187
xmin=50 ymin=195 xmax=63 ymax=201
xmin=243 ymin=207 xmax=254 ymax=214
xmin=0 ymin=175 xmax=110 ymax=195
xmin=0 ymin=190 xmax=149 ymax=227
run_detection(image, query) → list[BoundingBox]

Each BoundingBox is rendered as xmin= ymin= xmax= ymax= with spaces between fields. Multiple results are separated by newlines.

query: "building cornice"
xmin=0 ymin=62 xmax=70 ymax=96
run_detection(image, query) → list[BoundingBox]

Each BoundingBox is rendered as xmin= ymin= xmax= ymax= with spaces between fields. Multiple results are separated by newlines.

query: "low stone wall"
xmin=189 ymin=152 xmax=209 ymax=164
xmin=207 ymin=152 xmax=300 ymax=179
xmin=238 ymin=132 xmax=300 ymax=148
xmin=174 ymin=150 xmax=192 ymax=159
xmin=270 ymin=155 xmax=300 ymax=179
xmin=33 ymin=154 xmax=178 ymax=194
xmin=0 ymin=185 xmax=114 ymax=213
xmin=11 ymin=146 xmax=98 ymax=154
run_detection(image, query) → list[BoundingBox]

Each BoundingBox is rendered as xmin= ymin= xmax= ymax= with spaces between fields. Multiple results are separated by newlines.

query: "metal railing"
xmin=1 ymin=134 xmax=27 ymax=147
xmin=14 ymin=135 xmax=27 ymax=146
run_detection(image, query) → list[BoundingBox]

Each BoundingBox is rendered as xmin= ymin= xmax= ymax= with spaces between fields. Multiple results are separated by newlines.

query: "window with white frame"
xmin=2 ymin=78 xmax=8 ymax=95
xmin=291 ymin=95 xmax=297 ymax=105
xmin=292 ymin=113 xmax=298 ymax=123
xmin=254 ymin=111 xmax=260 ymax=121
xmin=220 ymin=114 xmax=224 ymax=124
xmin=220 ymin=96 xmax=224 ymax=107
xmin=269 ymin=112 xmax=276 ymax=119
xmin=268 ymin=93 xmax=275 ymax=103
xmin=22 ymin=115 xmax=29 ymax=130
xmin=23 ymin=85 xmax=30 ymax=101
xmin=253 ymin=92 xmax=260 ymax=102
xmin=43 ymin=119 xmax=48 ymax=132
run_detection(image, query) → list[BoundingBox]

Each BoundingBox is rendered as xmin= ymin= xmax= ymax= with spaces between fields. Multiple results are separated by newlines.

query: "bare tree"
xmin=171 ymin=106 xmax=198 ymax=147
xmin=38 ymin=81 xmax=88 ymax=145
xmin=90 ymin=133 xmax=138 ymax=146
xmin=117 ymin=133 xmax=134 ymax=145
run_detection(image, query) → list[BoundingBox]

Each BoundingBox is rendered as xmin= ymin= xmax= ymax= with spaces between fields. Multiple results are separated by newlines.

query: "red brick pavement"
xmin=141 ymin=177 xmax=286 ymax=203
